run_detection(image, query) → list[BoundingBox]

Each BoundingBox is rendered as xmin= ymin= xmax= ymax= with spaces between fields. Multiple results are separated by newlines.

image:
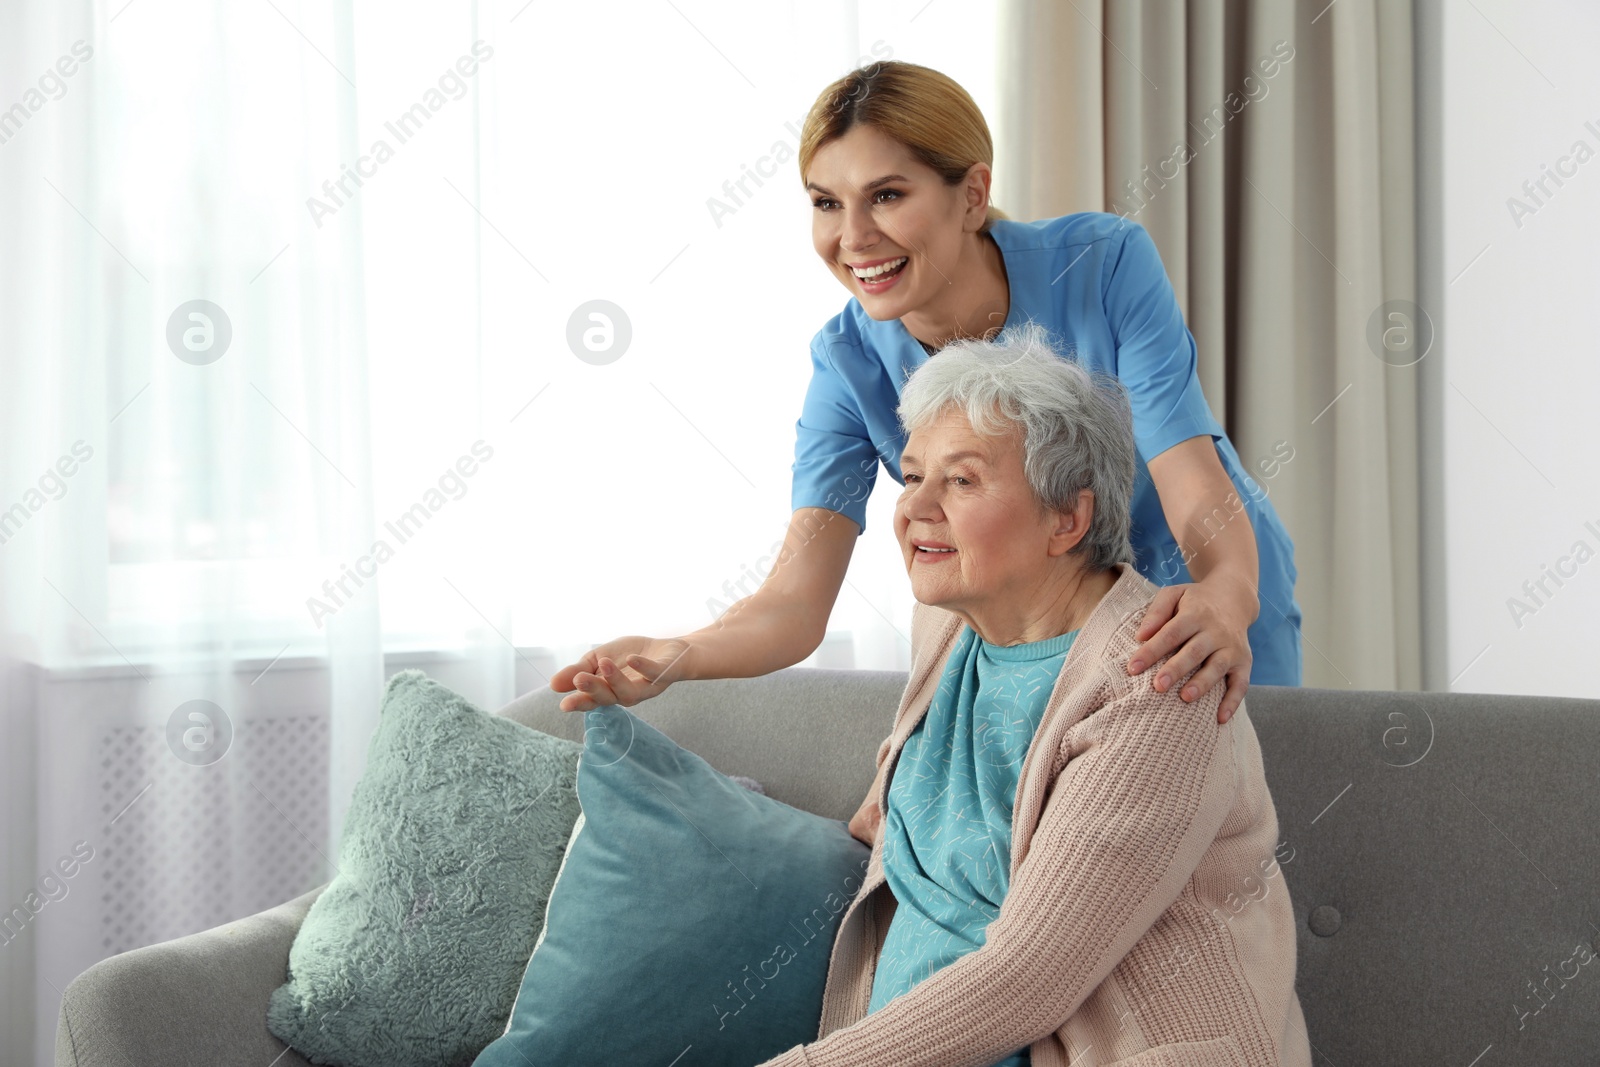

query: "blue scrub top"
xmin=789 ymin=212 xmax=1302 ymax=685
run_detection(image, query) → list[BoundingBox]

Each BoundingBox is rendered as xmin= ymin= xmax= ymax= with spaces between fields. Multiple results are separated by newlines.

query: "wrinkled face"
xmin=805 ymin=124 xmax=969 ymax=320
xmin=894 ymin=408 xmax=1062 ymax=615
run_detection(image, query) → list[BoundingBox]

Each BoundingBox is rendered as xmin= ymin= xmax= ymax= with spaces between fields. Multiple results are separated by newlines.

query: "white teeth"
xmin=916 ymin=546 xmax=954 ymax=553
xmin=851 ymin=257 xmax=907 ymax=279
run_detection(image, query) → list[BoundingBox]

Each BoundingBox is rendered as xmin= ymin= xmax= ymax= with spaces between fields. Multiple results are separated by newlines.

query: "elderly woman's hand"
xmin=1127 ymin=579 xmax=1255 ymax=725
xmin=847 ymin=794 xmax=881 ymax=848
xmin=847 ymin=758 xmax=889 ymax=848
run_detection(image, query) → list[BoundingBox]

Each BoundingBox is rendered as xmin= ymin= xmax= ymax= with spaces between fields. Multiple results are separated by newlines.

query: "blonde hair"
xmin=798 ymin=60 xmax=1009 ymax=232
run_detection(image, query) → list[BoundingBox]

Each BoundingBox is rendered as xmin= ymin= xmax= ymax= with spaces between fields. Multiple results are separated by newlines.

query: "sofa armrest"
xmin=55 ymin=883 xmax=327 ymax=1067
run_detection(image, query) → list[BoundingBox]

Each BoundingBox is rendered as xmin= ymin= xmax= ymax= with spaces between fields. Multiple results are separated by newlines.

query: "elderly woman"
xmin=756 ymin=322 xmax=1311 ymax=1067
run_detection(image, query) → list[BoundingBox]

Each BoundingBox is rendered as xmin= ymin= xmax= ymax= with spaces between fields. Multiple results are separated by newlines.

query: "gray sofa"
xmin=55 ymin=669 xmax=1600 ymax=1066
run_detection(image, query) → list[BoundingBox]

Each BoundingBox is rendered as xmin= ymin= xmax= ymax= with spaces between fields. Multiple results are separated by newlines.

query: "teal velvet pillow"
xmin=474 ymin=705 xmax=871 ymax=1067
xmin=267 ymin=670 xmax=583 ymax=1067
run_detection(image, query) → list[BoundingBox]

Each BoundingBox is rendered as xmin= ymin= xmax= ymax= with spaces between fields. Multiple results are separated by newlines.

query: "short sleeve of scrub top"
xmin=1100 ymin=222 xmax=1227 ymax=463
xmin=789 ymin=330 xmax=885 ymax=536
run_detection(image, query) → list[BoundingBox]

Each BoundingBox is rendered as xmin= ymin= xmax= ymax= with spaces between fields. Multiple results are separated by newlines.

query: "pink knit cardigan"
xmin=757 ymin=561 xmax=1312 ymax=1066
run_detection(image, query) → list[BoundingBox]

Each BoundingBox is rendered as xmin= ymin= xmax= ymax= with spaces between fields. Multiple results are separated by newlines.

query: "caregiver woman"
xmin=552 ymin=60 xmax=1301 ymax=723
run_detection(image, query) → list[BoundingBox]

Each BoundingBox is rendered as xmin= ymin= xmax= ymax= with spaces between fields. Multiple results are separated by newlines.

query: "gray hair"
xmin=896 ymin=320 xmax=1136 ymax=571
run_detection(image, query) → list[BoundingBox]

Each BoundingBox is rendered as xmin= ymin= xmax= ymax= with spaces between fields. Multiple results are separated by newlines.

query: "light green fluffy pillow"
xmin=267 ymin=670 xmax=582 ymax=1067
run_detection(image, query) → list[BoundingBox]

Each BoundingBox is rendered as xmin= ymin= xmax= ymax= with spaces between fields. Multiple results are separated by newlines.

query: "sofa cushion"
xmin=266 ymin=670 xmax=583 ymax=1067
xmin=473 ymin=705 xmax=871 ymax=1067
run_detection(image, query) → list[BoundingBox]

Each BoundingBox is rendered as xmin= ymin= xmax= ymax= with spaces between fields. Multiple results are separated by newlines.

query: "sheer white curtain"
xmin=0 ymin=1 xmax=391 ymax=1058
xmin=0 ymin=1 xmax=995 ymax=1061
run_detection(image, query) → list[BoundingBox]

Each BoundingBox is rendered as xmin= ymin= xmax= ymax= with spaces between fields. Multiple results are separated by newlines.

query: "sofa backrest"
xmin=501 ymin=666 xmax=903 ymax=821
xmin=500 ymin=671 xmax=1600 ymax=1065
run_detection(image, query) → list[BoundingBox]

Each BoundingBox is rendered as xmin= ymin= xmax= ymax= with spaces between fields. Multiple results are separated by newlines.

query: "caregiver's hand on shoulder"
xmin=1126 ymin=582 xmax=1254 ymax=725
xmin=550 ymin=637 xmax=693 ymax=713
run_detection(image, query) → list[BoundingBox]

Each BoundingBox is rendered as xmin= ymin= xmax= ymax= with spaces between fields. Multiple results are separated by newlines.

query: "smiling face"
xmin=805 ymin=124 xmax=977 ymax=321
xmin=895 ymin=407 xmax=1095 ymax=643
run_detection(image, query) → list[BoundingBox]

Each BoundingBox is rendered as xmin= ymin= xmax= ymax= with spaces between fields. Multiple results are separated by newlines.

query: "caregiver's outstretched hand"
xmin=551 ymin=637 xmax=693 ymax=713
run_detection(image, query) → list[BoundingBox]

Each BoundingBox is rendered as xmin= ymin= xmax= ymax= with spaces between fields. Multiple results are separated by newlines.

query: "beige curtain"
xmin=995 ymin=0 xmax=1423 ymax=691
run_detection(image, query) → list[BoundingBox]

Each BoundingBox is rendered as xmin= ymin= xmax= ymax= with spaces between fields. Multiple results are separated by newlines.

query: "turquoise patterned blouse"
xmin=867 ymin=623 xmax=1080 ymax=1067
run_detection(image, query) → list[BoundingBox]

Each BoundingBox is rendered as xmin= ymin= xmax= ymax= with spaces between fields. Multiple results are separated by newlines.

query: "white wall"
xmin=1424 ymin=0 xmax=1600 ymax=698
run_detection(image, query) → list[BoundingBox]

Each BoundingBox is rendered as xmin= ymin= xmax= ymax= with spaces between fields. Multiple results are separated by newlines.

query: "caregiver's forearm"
xmin=675 ymin=506 xmax=858 ymax=683
xmin=1148 ymin=437 xmax=1261 ymax=619
xmin=1182 ymin=504 xmax=1260 ymax=621
xmin=677 ymin=591 xmax=825 ymax=681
